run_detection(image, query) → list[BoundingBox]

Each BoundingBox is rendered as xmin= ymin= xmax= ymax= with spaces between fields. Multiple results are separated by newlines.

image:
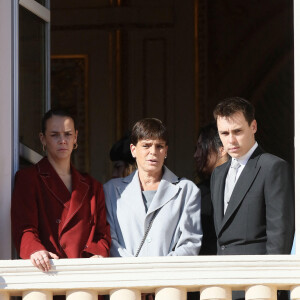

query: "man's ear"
xmin=251 ymin=119 xmax=257 ymax=133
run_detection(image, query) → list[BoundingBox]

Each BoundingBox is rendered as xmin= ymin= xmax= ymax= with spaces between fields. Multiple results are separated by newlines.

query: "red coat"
xmin=11 ymin=157 xmax=111 ymax=259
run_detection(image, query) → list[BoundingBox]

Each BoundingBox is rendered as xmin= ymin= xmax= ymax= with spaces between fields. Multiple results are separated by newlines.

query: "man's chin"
xmin=229 ymin=152 xmax=241 ymax=158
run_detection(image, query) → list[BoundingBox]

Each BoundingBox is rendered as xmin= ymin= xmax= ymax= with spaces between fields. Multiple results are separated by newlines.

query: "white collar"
xmin=233 ymin=142 xmax=258 ymax=166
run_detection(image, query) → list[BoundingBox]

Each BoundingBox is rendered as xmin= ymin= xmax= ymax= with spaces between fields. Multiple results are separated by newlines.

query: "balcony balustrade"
xmin=0 ymin=255 xmax=299 ymax=300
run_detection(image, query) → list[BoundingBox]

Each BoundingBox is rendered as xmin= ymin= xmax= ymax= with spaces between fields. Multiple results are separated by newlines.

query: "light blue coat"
xmin=104 ymin=166 xmax=202 ymax=257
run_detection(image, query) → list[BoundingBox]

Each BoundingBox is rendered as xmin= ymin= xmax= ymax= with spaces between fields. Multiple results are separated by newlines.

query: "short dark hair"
xmin=130 ymin=118 xmax=168 ymax=146
xmin=41 ymin=108 xmax=77 ymax=134
xmin=110 ymin=132 xmax=135 ymax=164
xmin=213 ymin=97 xmax=255 ymax=125
xmin=196 ymin=122 xmax=223 ymax=175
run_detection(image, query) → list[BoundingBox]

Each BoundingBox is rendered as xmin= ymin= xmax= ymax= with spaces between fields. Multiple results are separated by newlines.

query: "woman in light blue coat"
xmin=104 ymin=118 xmax=202 ymax=257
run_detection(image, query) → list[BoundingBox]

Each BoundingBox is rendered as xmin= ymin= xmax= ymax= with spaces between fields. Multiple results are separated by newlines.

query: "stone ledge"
xmin=0 ymin=255 xmax=300 ymax=295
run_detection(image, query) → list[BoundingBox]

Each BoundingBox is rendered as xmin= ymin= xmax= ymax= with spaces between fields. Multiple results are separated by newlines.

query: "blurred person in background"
xmin=109 ymin=132 xmax=136 ymax=178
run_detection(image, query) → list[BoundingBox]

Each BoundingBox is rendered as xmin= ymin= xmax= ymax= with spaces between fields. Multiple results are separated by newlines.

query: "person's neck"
xmin=47 ymin=156 xmax=71 ymax=176
xmin=138 ymin=169 xmax=163 ymax=191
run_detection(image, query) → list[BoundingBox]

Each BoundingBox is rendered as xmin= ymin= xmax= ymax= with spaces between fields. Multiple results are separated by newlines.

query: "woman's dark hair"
xmin=130 ymin=118 xmax=168 ymax=146
xmin=41 ymin=108 xmax=77 ymax=134
xmin=196 ymin=122 xmax=222 ymax=175
xmin=110 ymin=132 xmax=135 ymax=164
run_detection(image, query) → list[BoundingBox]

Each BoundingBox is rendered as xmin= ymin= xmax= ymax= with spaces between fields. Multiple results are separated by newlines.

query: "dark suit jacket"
xmin=211 ymin=145 xmax=294 ymax=255
xmin=198 ymin=179 xmax=217 ymax=255
xmin=11 ymin=157 xmax=111 ymax=259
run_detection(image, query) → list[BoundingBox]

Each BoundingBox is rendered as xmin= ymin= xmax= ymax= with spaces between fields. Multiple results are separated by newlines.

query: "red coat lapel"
xmin=60 ymin=165 xmax=90 ymax=232
xmin=36 ymin=157 xmax=90 ymax=233
xmin=37 ymin=157 xmax=70 ymax=206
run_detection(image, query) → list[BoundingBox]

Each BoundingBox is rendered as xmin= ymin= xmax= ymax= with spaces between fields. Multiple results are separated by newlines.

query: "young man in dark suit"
xmin=211 ymin=97 xmax=294 ymax=300
xmin=211 ymin=97 xmax=294 ymax=255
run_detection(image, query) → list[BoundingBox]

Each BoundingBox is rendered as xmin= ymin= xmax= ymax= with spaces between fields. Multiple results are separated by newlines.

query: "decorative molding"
xmin=1 ymin=256 xmax=300 ymax=295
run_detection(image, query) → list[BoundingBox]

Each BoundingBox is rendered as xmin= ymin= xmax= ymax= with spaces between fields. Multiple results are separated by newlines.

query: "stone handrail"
xmin=0 ymin=255 xmax=300 ymax=299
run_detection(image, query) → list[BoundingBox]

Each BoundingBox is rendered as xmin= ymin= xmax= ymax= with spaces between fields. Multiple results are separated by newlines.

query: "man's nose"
xmin=229 ymin=134 xmax=236 ymax=143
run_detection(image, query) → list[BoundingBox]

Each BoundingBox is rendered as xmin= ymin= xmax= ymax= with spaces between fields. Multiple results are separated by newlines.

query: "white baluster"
xmin=23 ymin=290 xmax=52 ymax=300
xmin=110 ymin=288 xmax=141 ymax=300
xmin=155 ymin=287 xmax=186 ymax=300
xmin=246 ymin=285 xmax=276 ymax=300
xmin=0 ymin=292 xmax=9 ymax=300
xmin=291 ymin=286 xmax=300 ymax=300
xmin=66 ymin=290 xmax=97 ymax=300
xmin=200 ymin=286 xmax=231 ymax=300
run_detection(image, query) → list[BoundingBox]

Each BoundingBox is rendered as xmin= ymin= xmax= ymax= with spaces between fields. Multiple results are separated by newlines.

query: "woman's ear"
xmin=130 ymin=144 xmax=136 ymax=158
xmin=219 ymin=146 xmax=227 ymax=158
xmin=39 ymin=132 xmax=45 ymax=146
xmin=75 ymin=130 xmax=78 ymax=143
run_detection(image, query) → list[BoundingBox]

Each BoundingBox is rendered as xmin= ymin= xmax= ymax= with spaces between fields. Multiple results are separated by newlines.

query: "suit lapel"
xmin=213 ymin=160 xmax=230 ymax=234
xmin=37 ymin=157 xmax=70 ymax=206
xmin=61 ymin=165 xmax=90 ymax=232
xmin=219 ymin=146 xmax=263 ymax=233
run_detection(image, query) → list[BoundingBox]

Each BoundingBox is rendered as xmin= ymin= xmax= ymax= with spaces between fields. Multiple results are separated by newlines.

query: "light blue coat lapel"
xmin=115 ymin=167 xmax=181 ymax=230
xmin=147 ymin=167 xmax=181 ymax=215
xmin=115 ymin=171 xmax=146 ymax=233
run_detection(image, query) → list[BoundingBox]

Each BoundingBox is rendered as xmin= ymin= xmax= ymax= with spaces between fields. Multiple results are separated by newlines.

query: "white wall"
xmin=0 ymin=0 xmax=13 ymax=259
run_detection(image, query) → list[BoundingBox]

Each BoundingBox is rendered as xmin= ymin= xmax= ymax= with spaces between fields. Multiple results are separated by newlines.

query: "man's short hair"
xmin=213 ymin=97 xmax=255 ymax=125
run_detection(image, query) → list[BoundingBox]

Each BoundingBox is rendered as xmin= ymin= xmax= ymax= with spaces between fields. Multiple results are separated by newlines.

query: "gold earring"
xmin=73 ymin=143 xmax=78 ymax=150
xmin=42 ymin=144 xmax=46 ymax=152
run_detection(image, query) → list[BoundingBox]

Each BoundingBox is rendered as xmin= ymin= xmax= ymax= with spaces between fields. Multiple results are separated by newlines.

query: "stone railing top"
xmin=0 ymin=255 xmax=300 ymax=295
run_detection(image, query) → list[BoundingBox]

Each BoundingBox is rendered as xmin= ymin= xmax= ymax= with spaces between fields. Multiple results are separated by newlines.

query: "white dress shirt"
xmin=224 ymin=142 xmax=258 ymax=213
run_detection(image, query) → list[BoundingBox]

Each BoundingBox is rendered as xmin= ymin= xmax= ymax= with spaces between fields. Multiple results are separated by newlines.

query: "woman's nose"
xmin=59 ymin=134 xmax=67 ymax=143
xmin=150 ymin=146 xmax=156 ymax=154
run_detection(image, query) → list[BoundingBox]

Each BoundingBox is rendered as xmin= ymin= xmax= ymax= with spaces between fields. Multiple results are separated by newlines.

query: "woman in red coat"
xmin=11 ymin=108 xmax=111 ymax=272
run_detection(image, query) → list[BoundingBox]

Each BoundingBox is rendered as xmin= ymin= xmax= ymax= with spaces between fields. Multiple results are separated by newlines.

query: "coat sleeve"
xmin=167 ymin=182 xmax=202 ymax=256
xmin=104 ymin=182 xmax=133 ymax=257
xmin=265 ymin=159 xmax=295 ymax=254
xmin=82 ymin=181 xmax=111 ymax=257
xmin=11 ymin=170 xmax=47 ymax=258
